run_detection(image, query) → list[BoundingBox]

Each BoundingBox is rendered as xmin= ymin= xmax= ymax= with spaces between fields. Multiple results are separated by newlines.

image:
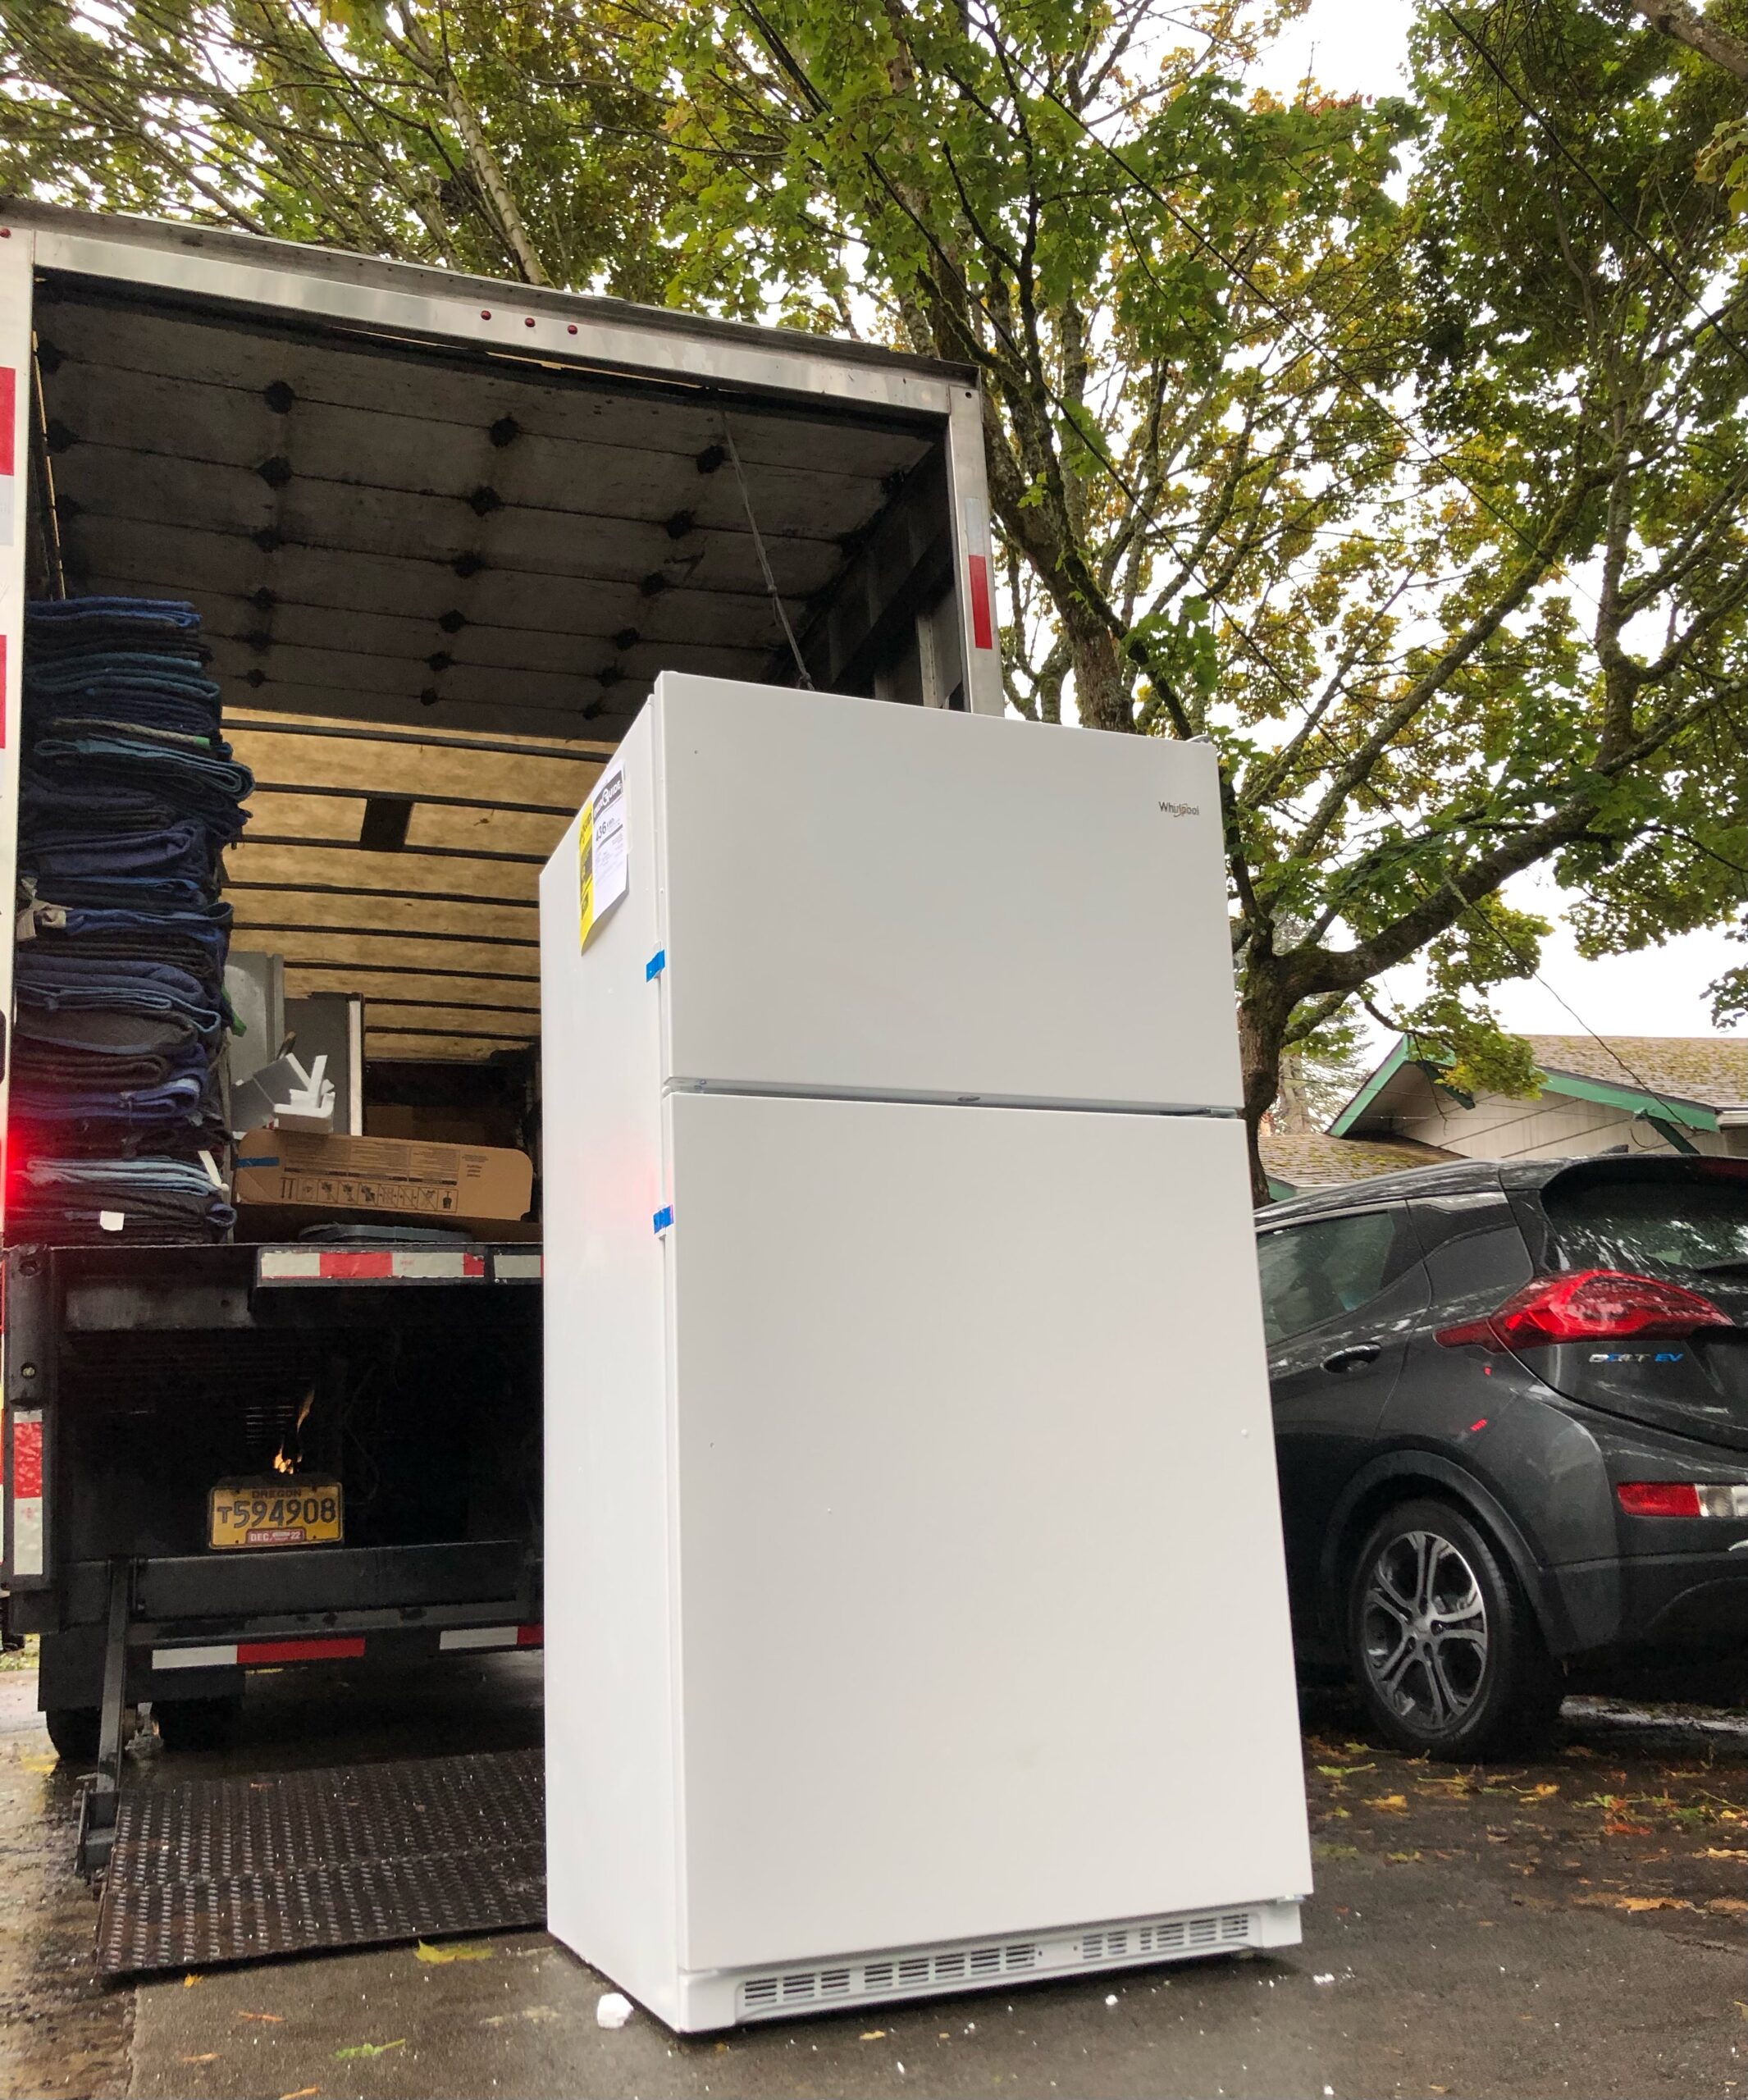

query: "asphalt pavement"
xmin=2 ymin=1651 xmax=1746 ymax=2100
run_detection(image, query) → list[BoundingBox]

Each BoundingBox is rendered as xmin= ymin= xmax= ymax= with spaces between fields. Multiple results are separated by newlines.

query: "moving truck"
xmin=0 ymin=203 xmax=1001 ymax=1844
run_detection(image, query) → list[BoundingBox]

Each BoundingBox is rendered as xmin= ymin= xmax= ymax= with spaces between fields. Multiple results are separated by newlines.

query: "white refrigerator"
xmin=540 ymin=673 xmax=1311 ymax=2033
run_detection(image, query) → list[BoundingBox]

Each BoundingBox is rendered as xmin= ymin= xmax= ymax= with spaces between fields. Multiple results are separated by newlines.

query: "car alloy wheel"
xmin=1358 ymin=1527 xmax=1489 ymax=1732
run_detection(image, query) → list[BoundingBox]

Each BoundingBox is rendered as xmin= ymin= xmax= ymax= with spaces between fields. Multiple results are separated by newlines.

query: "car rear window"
xmin=1541 ymin=1162 xmax=1748 ymax=1277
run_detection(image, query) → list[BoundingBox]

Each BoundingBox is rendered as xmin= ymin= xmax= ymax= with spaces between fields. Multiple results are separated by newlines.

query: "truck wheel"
xmin=155 ymin=1696 xmax=243 ymax=1754
xmin=1345 ymin=1498 xmax=1561 ymax=1760
xmin=44 ymin=1706 xmax=100 ymax=1765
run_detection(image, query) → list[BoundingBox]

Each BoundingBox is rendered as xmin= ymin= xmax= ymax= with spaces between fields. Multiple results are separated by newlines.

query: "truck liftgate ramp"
xmin=95 ymin=1749 xmax=545 ymax=1976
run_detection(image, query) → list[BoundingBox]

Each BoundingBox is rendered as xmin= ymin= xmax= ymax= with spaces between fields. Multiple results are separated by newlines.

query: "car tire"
xmin=154 ymin=1696 xmax=243 ymax=1754
xmin=43 ymin=1705 xmax=100 ymax=1765
xmin=1344 ymin=1498 xmax=1561 ymax=1760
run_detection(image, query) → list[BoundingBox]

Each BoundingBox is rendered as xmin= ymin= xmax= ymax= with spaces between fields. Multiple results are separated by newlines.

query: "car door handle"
xmin=1322 ymin=1344 xmax=1381 ymax=1374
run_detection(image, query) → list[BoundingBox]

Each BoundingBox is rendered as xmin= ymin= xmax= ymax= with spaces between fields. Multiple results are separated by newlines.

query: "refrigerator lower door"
xmin=665 ymin=1093 xmax=1310 ymax=2022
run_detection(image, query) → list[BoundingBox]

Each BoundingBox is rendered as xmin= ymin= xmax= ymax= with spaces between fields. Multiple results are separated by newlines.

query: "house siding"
xmin=1392 ymin=1093 xmax=1735 ymax=1162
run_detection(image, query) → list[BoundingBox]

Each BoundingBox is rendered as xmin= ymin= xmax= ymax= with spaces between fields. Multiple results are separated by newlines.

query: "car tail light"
xmin=1435 ymin=1269 xmax=1733 ymax=1351
xmin=1618 ymin=1481 xmax=1748 ymax=1518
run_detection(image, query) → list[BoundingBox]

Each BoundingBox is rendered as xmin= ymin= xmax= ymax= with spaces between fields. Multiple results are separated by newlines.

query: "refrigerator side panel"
xmin=655 ymin=675 xmax=1240 ymax=1112
xmin=668 ymin=1094 xmax=1309 ymax=1974
xmin=540 ymin=710 xmax=682 ymax=2021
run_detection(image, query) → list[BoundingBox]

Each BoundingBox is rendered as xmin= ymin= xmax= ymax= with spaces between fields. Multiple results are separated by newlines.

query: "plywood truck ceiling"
xmin=32 ymin=285 xmax=940 ymax=1060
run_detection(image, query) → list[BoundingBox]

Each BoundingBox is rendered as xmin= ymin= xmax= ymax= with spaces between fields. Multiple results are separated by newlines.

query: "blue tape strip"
xmin=652 ymin=1205 xmax=673 ymax=1234
xmin=646 ymin=949 xmax=666 ymax=980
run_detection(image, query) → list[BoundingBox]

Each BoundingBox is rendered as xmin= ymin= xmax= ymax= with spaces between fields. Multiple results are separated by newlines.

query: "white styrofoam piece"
xmin=651 ymin=675 xmax=1244 ymax=1113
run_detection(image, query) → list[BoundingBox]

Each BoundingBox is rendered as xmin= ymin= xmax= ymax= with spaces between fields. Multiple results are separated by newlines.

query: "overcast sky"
xmin=1253 ymin=0 xmax=1742 ymax=1050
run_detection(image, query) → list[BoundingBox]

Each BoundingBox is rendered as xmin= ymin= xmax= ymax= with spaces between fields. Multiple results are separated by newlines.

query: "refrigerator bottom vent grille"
xmin=735 ymin=1905 xmax=1257 ymax=2019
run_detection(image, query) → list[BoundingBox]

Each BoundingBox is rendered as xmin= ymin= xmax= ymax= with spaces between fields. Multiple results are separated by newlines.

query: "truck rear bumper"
xmin=23 ymin=1538 xmax=541 ymax=1709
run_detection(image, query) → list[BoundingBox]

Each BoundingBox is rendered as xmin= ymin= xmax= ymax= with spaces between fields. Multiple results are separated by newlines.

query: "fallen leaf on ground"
xmin=415 ymin=1940 xmax=494 ymax=1964
xmin=236 ymin=2011 xmax=284 ymax=2024
xmin=1316 ymin=1764 xmax=1375 ymax=1779
xmin=1705 ymin=1897 xmax=1748 ymax=1914
xmin=180 ymin=2055 xmax=218 ymax=2065
xmin=1312 ymin=1842 xmax=1359 ymax=1860
xmin=1519 ymin=1782 xmax=1559 ymax=1801
xmin=1386 ymin=1851 xmax=1422 ymax=1864
xmin=334 ymin=2040 xmax=404 ymax=2061
xmin=1366 ymin=1794 xmax=1408 ymax=1812
xmin=183 ymin=1974 xmax=203 ymax=1988
xmin=860 ymin=2031 xmax=887 ymax=2041
xmin=1576 ymin=1894 xmax=1692 ymax=1913
xmin=1702 ymin=1848 xmax=1748 ymax=1860
xmin=279 ymin=2089 xmax=321 ymax=2098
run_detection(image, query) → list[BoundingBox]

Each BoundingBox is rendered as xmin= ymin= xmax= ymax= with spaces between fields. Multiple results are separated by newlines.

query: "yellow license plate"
xmin=209 ymin=1477 xmax=344 ymax=1550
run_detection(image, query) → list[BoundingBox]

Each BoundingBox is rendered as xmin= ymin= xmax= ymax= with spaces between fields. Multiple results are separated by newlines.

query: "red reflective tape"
xmin=967 ymin=553 xmax=995 ymax=650
xmin=516 ymin=1623 xmax=544 ymax=1648
xmin=461 ymin=1253 xmax=486 ymax=1278
xmin=0 ymin=368 xmax=13 ymax=477
xmin=11 ymin=1418 xmax=41 ymax=1500
xmin=319 ymin=1251 xmax=395 ymax=1279
xmin=235 ymin=1636 xmax=365 ymax=1665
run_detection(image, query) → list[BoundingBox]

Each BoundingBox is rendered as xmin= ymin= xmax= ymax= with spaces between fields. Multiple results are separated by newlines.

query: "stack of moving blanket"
xmin=11 ymin=597 xmax=253 ymax=1242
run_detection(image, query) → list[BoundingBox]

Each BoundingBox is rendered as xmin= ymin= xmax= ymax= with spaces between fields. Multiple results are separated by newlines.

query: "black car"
xmin=1257 ymin=1154 xmax=1748 ymax=1758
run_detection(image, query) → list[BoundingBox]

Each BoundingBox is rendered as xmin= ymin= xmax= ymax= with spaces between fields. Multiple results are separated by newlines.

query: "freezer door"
xmin=667 ymin=1093 xmax=1309 ymax=1971
xmin=654 ymin=674 xmax=1241 ymax=1111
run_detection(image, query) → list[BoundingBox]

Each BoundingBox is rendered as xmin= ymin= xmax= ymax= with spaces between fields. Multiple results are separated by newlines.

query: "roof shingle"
xmin=1260 ymin=1130 xmax=1460 ymax=1192
xmin=1522 ymin=1035 xmax=1748 ymax=1112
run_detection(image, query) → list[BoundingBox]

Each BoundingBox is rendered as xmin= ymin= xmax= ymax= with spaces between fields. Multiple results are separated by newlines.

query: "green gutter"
xmin=1536 ymin=1071 xmax=1718 ymax=1134
xmin=1328 ymin=1038 xmax=1413 ymax=1137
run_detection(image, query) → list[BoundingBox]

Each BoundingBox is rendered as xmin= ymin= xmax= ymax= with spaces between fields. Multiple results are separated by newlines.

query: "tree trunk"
xmin=1066 ymin=611 xmax=1133 ymax=732
xmin=1237 ymin=975 xmax=1292 ymax=1208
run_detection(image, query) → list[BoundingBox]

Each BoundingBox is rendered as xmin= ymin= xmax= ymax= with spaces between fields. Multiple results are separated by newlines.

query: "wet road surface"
xmin=2 ymin=1654 xmax=1745 ymax=2098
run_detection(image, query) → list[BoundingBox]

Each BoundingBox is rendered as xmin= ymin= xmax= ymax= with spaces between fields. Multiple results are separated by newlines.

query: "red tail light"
xmin=1616 ymin=1481 xmax=1702 ymax=1518
xmin=1435 ymin=1269 xmax=1732 ymax=1351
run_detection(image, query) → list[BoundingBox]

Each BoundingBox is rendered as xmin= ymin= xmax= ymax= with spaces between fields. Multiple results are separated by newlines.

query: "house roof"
xmin=1259 ymin=1130 xmax=1461 ymax=1197
xmin=1331 ymin=1031 xmax=1748 ymax=1140
xmin=1518 ymin=1035 xmax=1748 ymax=1112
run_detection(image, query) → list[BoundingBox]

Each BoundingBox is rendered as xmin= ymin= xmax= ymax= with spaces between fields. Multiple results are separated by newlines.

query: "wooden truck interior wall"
xmin=22 ymin=277 xmax=958 ymax=1153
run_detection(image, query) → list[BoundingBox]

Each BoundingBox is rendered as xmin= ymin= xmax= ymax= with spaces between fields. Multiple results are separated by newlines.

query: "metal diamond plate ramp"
xmin=96 ymin=1749 xmax=545 ymax=1975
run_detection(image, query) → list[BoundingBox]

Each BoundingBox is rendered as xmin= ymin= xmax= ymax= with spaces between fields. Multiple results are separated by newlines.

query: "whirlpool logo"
xmin=1157 ymin=801 xmax=1202 ymax=816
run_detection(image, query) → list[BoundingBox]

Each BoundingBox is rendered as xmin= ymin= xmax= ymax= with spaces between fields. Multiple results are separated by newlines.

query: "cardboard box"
xmin=234 ymin=1127 xmax=532 ymax=1227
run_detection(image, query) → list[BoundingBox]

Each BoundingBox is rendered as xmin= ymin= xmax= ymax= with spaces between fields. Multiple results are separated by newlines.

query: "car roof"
xmin=1257 ymin=1157 xmax=1519 ymax=1225
xmin=1255 ymin=1152 xmax=1748 ymax=1228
